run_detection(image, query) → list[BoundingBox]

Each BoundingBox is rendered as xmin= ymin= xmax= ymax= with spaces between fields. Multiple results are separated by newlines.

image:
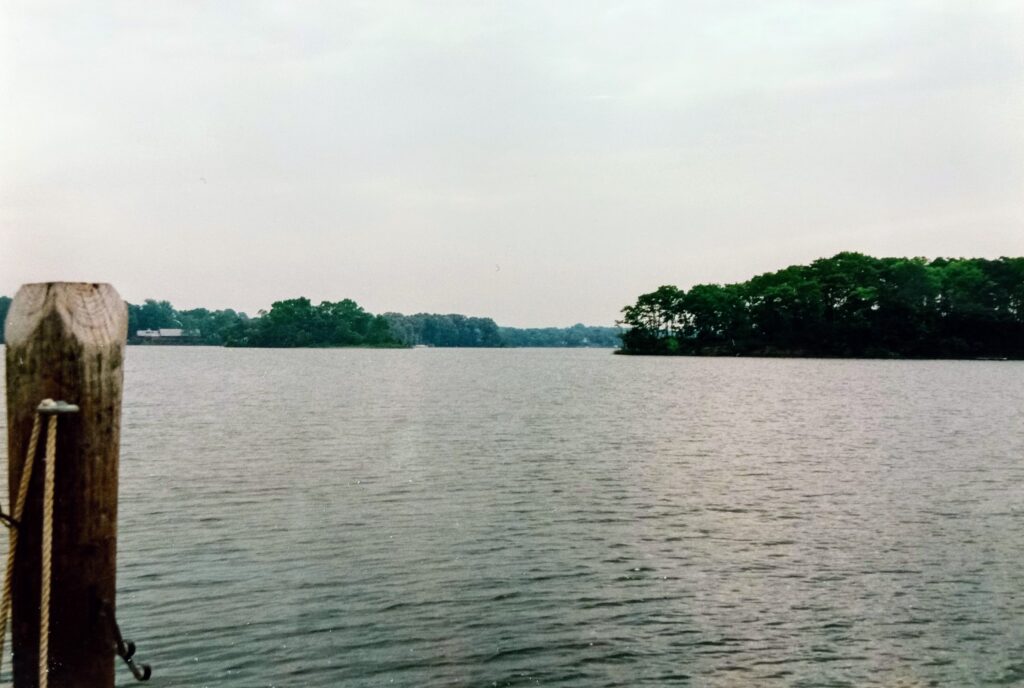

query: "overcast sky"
xmin=2 ymin=1 xmax=1022 ymax=326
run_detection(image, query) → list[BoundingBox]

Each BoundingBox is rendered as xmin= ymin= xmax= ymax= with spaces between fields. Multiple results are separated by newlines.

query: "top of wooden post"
xmin=5 ymin=281 xmax=127 ymax=687
xmin=4 ymin=283 xmax=126 ymax=348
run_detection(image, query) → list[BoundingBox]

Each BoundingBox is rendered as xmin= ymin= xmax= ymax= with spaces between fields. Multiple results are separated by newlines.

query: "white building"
xmin=135 ymin=328 xmax=198 ymax=339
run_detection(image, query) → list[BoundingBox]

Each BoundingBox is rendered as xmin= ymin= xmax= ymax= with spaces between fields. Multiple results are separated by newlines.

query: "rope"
xmin=0 ymin=400 xmax=149 ymax=684
xmin=0 ymin=407 xmax=60 ymax=687
xmin=0 ymin=413 xmax=42 ymax=679
xmin=39 ymin=414 xmax=57 ymax=688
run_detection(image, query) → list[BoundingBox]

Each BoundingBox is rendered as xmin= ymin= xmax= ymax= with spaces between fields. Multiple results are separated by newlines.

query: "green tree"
xmin=0 ymin=295 xmax=11 ymax=342
xmin=619 ymin=252 xmax=1024 ymax=359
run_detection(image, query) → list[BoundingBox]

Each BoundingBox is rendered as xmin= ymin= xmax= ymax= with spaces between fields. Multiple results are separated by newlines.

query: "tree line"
xmin=383 ymin=313 xmax=621 ymax=348
xmin=384 ymin=313 xmax=502 ymax=347
xmin=499 ymin=324 xmax=621 ymax=347
xmin=619 ymin=253 xmax=1024 ymax=358
xmin=126 ymin=298 xmax=255 ymax=345
xmin=0 ymin=296 xmax=9 ymax=342
xmin=0 ymin=293 xmax=618 ymax=348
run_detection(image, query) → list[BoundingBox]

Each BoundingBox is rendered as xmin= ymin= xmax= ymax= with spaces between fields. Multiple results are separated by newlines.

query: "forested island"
xmin=0 ymin=295 xmax=619 ymax=348
xmin=619 ymin=253 xmax=1024 ymax=358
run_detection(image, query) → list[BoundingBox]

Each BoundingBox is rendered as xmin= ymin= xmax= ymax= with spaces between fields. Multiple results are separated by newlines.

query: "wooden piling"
xmin=5 ymin=283 xmax=126 ymax=688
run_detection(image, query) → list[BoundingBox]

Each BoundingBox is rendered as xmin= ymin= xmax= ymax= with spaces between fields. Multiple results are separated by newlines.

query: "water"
xmin=4 ymin=349 xmax=1024 ymax=687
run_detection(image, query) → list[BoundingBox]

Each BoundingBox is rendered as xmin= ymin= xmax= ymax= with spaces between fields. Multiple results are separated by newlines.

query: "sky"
xmin=1 ymin=1 xmax=1022 ymax=327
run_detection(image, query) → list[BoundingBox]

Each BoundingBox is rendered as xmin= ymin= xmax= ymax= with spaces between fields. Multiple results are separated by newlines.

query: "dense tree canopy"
xmin=382 ymin=314 xmax=621 ymax=348
xmin=384 ymin=314 xmax=619 ymax=347
xmin=127 ymin=299 xmax=250 ymax=345
xmin=129 ymin=297 xmax=397 ymax=347
xmin=498 ymin=324 xmax=621 ymax=348
xmin=127 ymin=299 xmax=178 ymax=333
xmin=0 ymin=295 xmax=10 ymax=342
xmin=384 ymin=313 xmax=502 ymax=347
xmin=176 ymin=307 xmax=250 ymax=345
xmin=228 ymin=298 xmax=397 ymax=347
xmin=619 ymin=253 xmax=1024 ymax=358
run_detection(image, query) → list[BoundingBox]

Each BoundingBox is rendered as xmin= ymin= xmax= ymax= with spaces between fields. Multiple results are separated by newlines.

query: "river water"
xmin=3 ymin=348 xmax=1024 ymax=686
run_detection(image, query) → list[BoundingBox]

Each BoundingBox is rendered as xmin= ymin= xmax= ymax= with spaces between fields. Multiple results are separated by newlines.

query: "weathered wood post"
xmin=5 ymin=283 xmax=126 ymax=687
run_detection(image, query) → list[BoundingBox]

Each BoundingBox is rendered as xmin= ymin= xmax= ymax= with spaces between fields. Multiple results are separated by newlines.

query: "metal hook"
xmin=0 ymin=510 xmax=18 ymax=529
xmin=100 ymin=601 xmax=152 ymax=681
xmin=117 ymin=638 xmax=152 ymax=681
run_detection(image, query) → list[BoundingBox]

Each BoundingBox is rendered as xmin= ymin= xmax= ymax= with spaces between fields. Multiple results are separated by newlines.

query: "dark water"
xmin=5 ymin=349 xmax=1024 ymax=687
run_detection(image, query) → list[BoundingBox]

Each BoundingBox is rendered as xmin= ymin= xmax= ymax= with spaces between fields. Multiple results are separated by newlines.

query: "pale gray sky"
xmin=2 ymin=1 xmax=1022 ymax=326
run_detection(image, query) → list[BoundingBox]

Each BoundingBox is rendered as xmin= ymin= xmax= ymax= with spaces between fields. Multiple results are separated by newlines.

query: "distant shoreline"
xmin=125 ymin=341 xmax=619 ymax=350
xmin=613 ymin=349 xmax=1018 ymax=361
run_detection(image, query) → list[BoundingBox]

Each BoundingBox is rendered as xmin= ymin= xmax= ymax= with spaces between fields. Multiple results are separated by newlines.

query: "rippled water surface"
xmin=5 ymin=349 xmax=1024 ymax=686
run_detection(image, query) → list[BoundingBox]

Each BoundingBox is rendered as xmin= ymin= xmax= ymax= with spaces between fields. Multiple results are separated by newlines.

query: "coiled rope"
xmin=0 ymin=401 xmax=63 ymax=688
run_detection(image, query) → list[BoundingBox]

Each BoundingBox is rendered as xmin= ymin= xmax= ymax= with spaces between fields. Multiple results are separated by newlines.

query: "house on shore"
xmin=133 ymin=328 xmax=201 ymax=344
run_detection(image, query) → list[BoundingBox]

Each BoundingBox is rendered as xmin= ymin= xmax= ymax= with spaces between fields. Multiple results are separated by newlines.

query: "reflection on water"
xmin=4 ymin=349 xmax=1024 ymax=686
